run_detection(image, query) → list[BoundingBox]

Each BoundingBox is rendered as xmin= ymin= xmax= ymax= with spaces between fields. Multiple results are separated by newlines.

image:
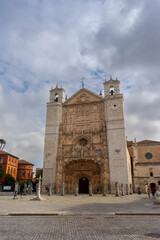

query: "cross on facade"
xmin=80 ymin=77 xmax=85 ymax=89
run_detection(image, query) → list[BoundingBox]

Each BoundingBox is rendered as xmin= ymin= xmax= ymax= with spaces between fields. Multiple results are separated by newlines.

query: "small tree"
xmin=4 ymin=174 xmax=15 ymax=185
xmin=0 ymin=168 xmax=4 ymax=180
xmin=17 ymin=171 xmax=20 ymax=182
xmin=36 ymin=169 xmax=43 ymax=179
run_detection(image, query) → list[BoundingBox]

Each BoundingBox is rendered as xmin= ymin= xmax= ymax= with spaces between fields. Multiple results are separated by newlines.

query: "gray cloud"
xmin=0 ymin=0 xmax=160 ymax=169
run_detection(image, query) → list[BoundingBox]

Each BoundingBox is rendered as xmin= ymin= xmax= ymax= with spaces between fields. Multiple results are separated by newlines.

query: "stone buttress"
xmin=42 ymin=86 xmax=64 ymax=192
xmin=103 ymin=77 xmax=132 ymax=193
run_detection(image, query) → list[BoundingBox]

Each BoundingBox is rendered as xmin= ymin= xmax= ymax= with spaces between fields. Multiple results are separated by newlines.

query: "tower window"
xmin=55 ymin=93 xmax=58 ymax=102
xmin=158 ymin=181 xmax=160 ymax=185
xmin=110 ymin=87 xmax=114 ymax=95
xmin=150 ymin=172 xmax=153 ymax=177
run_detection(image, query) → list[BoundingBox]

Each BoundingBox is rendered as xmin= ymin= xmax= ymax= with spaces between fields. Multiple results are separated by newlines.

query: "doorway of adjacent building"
xmin=150 ymin=183 xmax=156 ymax=192
xmin=79 ymin=177 xmax=89 ymax=193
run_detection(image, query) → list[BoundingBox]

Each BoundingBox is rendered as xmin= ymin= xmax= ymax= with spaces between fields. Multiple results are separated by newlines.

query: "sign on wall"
xmin=3 ymin=186 xmax=11 ymax=190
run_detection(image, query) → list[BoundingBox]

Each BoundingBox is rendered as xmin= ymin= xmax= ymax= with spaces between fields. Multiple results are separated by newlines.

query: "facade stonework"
xmin=128 ymin=140 xmax=160 ymax=193
xmin=42 ymin=79 xmax=132 ymax=194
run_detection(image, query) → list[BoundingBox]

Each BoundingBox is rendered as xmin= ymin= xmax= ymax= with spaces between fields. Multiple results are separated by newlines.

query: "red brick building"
xmin=18 ymin=160 xmax=34 ymax=182
xmin=0 ymin=151 xmax=19 ymax=182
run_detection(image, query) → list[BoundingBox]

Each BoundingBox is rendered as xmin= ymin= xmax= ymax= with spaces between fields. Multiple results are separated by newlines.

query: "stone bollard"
xmin=28 ymin=182 xmax=32 ymax=195
xmin=23 ymin=183 xmax=27 ymax=195
xmin=121 ymin=184 xmax=124 ymax=196
xmin=154 ymin=190 xmax=160 ymax=204
xmin=115 ymin=182 xmax=120 ymax=196
xmin=103 ymin=184 xmax=106 ymax=196
xmin=48 ymin=183 xmax=52 ymax=196
xmin=15 ymin=182 xmax=19 ymax=193
xmin=89 ymin=183 xmax=92 ymax=196
xmin=75 ymin=183 xmax=78 ymax=196
xmin=126 ymin=184 xmax=129 ymax=195
xmin=61 ymin=182 xmax=65 ymax=196
xmin=130 ymin=184 xmax=133 ymax=194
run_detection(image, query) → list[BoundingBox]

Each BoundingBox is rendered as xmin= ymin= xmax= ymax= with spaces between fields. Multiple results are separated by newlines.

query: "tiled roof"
xmin=0 ymin=150 xmax=19 ymax=159
xmin=137 ymin=139 xmax=160 ymax=145
xmin=18 ymin=159 xmax=34 ymax=166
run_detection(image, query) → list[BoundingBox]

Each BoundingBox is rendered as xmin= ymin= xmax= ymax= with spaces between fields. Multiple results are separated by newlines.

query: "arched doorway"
xmin=150 ymin=183 xmax=156 ymax=192
xmin=79 ymin=177 xmax=89 ymax=193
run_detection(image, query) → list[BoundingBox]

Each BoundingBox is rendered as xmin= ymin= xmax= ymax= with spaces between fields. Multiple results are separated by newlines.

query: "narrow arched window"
xmin=55 ymin=93 xmax=58 ymax=102
xmin=110 ymin=87 xmax=114 ymax=95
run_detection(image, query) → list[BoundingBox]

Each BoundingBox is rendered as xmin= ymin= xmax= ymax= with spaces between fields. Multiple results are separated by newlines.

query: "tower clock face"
xmin=110 ymin=101 xmax=119 ymax=110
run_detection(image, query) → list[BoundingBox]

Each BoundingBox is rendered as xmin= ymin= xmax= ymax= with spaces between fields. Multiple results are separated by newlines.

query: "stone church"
xmin=42 ymin=77 xmax=132 ymax=194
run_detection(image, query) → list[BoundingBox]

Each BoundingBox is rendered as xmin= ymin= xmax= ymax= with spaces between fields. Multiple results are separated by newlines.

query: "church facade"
xmin=42 ymin=78 xmax=132 ymax=194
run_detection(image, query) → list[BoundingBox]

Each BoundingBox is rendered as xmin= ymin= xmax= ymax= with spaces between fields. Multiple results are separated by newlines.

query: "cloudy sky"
xmin=0 ymin=0 xmax=160 ymax=170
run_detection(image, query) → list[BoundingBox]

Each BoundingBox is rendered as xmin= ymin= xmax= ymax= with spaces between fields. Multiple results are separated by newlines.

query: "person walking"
xmin=13 ymin=191 xmax=18 ymax=200
xmin=147 ymin=188 xmax=151 ymax=198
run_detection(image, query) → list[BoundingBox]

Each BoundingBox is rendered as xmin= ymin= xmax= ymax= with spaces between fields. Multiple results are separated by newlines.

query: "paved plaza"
xmin=0 ymin=193 xmax=159 ymax=216
xmin=0 ymin=194 xmax=160 ymax=239
xmin=0 ymin=215 xmax=160 ymax=240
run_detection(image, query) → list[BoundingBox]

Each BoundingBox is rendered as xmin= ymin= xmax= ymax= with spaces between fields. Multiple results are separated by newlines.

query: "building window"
xmin=8 ymin=167 xmax=10 ymax=173
xmin=28 ymin=172 xmax=30 ymax=177
xmin=80 ymin=138 xmax=88 ymax=146
xmin=158 ymin=181 xmax=160 ymax=185
xmin=55 ymin=93 xmax=58 ymax=102
xmin=110 ymin=86 xmax=115 ymax=95
xmin=22 ymin=171 xmax=25 ymax=177
xmin=145 ymin=152 xmax=152 ymax=160
xmin=150 ymin=172 xmax=153 ymax=177
xmin=11 ymin=168 xmax=13 ymax=173
xmin=13 ymin=168 xmax=15 ymax=174
xmin=0 ymin=157 xmax=3 ymax=163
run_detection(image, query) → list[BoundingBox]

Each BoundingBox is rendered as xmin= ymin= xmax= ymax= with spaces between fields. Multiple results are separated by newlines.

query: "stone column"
xmin=28 ymin=182 xmax=32 ymax=195
xmin=115 ymin=182 xmax=120 ymax=196
xmin=32 ymin=176 xmax=43 ymax=201
xmin=61 ymin=182 xmax=65 ymax=196
xmin=23 ymin=183 xmax=27 ymax=195
xmin=15 ymin=182 xmax=19 ymax=193
xmin=48 ymin=183 xmax=52 ymax=196
xmin=35 ymin=180 xmax=43 ymax=200
xmin=75 ymin=183 xmax=78 ymax=196
xmin=89 ymin=183 xmax=92 ymax=196
xmin=130 ymin=184 xmax=133 ymax=194
xmin=121 ymin=183 xmax=124 ymax=196
xmin=103 ymin=184 xmax=106 ymax=196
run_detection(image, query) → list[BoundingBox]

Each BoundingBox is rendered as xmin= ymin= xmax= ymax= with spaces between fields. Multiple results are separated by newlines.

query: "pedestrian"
xmin=151 ymin=189 xmax=155 ymax=198
xmin=20 ymin=192 xmax=23 ymax=198
xmin=147 ymin=188 xmax=150 ymax=198
xmin=13 ymin=191 xmax=18 ymax=200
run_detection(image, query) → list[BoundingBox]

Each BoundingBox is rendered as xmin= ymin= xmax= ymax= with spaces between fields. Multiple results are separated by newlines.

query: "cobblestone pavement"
xmin=0 ymin=215 xmax=160 ymax=240
xmin=0 ymin=194 xmax=159 ymax=216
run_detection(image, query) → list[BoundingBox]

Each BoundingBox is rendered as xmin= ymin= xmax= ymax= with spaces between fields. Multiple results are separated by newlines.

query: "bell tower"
xmin=104 ymin=76 xmax=131 ymax=193
xmin=42 ymin=85 xmax=64 ymax=192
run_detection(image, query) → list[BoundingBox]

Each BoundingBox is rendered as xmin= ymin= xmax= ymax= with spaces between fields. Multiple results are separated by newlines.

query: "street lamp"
xmin=0 ymin=139 xmax=6 ymax=151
